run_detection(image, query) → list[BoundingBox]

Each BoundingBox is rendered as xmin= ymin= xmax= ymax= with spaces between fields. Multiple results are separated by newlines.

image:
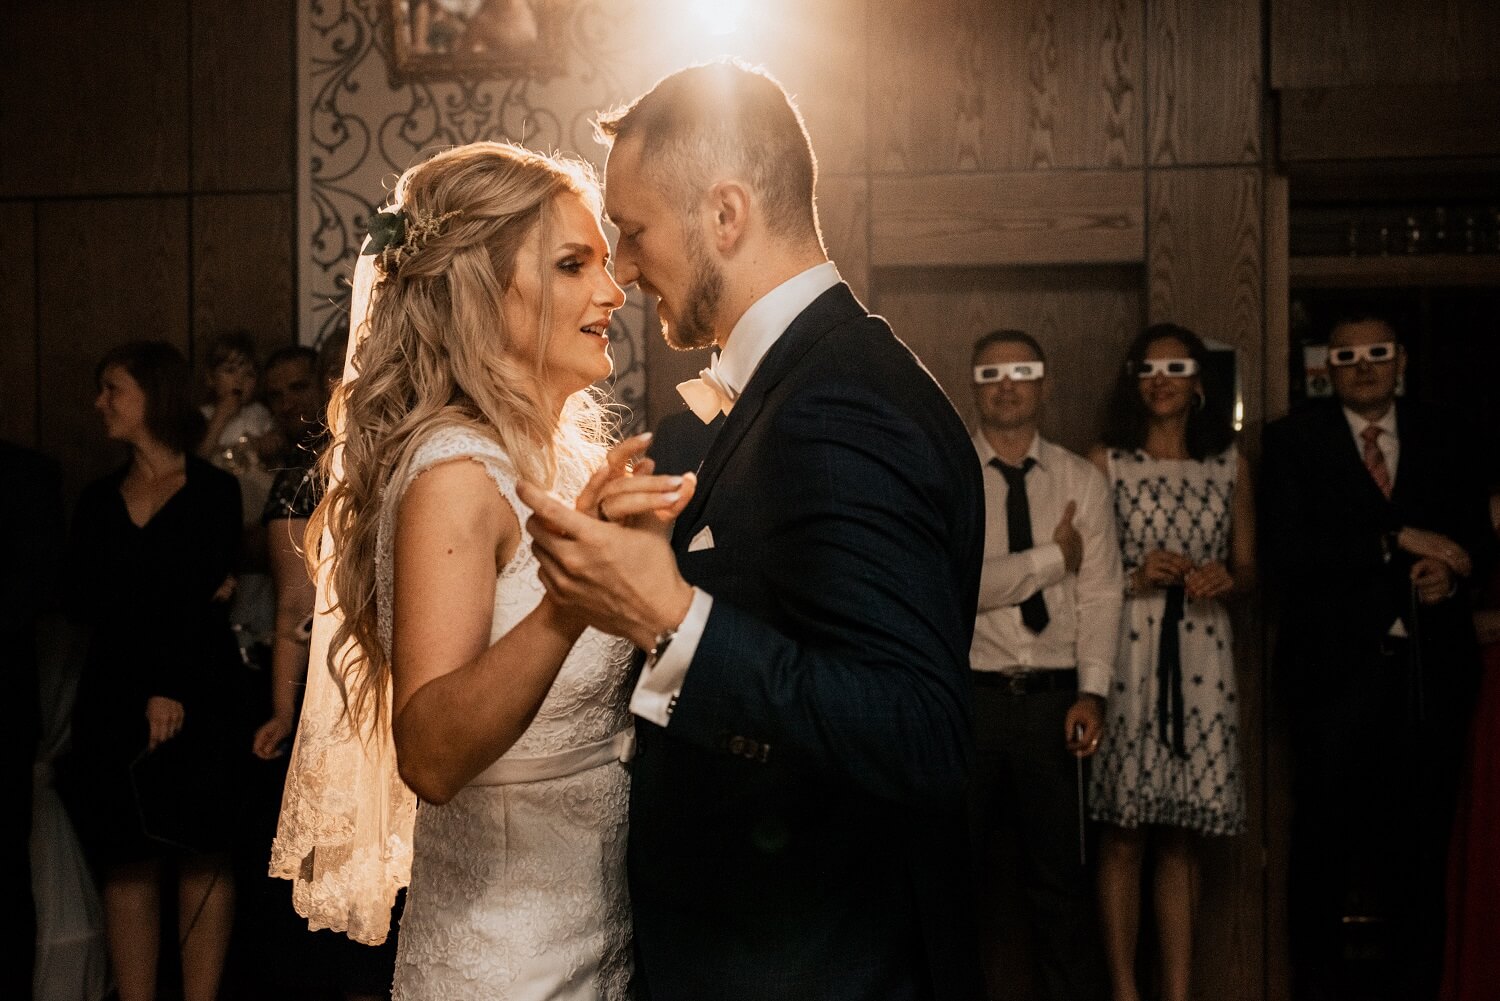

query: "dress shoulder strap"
xmin=398 ymin=424 xmax=523 ymax=517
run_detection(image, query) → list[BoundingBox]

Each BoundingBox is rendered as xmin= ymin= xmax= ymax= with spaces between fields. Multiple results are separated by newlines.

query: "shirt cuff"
xmin=1076 ymin=661 xmax=1112 ymax=700
xmin=629 ymin=587 xmax=713 ymax=727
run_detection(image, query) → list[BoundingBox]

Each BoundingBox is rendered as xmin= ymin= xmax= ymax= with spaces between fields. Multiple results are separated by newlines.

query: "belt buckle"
xmin=1007 ymin=673 xmax=1028 ymax=696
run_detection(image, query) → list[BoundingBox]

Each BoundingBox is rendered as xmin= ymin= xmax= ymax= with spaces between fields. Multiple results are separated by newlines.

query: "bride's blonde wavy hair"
xmin=309 ymin=141 xmax=612 ymax=734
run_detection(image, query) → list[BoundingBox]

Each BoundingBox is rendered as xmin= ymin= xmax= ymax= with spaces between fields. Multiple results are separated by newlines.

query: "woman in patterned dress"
xmin=1087 ymin=323 xmax=1257 ymax=1001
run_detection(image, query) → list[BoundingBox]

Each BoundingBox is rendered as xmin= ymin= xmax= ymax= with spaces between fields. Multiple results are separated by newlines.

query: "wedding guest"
xmin=260 ymin=346 xmax=325 ymax=471
xmin=199 ymin=330 xmax=273 ymax=466
xmin=60 ymin=341 xmax=244 ymax=1001
xmin=1088 ymin=323 xmax=1255 ymax=1001
xmin=1262 ymin=311 xmax=1494 ymax=1001
xmin=966 ymin=330 xmax=1118 ymax=1001
xmin=199 ymin=331 xmax=276 ymax=675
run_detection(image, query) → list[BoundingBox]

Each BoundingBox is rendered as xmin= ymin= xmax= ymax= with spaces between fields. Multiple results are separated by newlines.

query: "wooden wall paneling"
xmin=37 ymin=199 xmax=191 ymax=496
xmin=871 ymin=170 xmax=1144 ymax=269
xmin=1148 ymin=0 xmax=1261 ymax=166
xmin=1278 ymin=85 xmax=1500 ymax=163
xmin=866 ymin=0 xmax=979 ymax=173
xmin=0 ymin=205 xmax=38 ymax=446
xmin=763 ymin=0 xmax=867 ymax=177
xmin=1147 ymin=169 xmax=1264 ymax=360
xmin=817 ymin=174 xmax=870 ymax=307
xmin=1272 ymin=0 xmax=1500 ymax=89
xmin=0 ymin=0 xmax=190 ymax=197
xmin=872 ymin=263 xmax=1142 ymax=457
xmin=193 ymin=0 xmax=295 ymax=191
xmin=867 ymin=0 xmax=1141 ymax=173
xmin=193 ymin=194 xmax=296 ymax=362
xmin=1265 ymin=173 xmax=1290 ymax=422
xmin=1147 ymin=166 xmax=1265 ymax=1001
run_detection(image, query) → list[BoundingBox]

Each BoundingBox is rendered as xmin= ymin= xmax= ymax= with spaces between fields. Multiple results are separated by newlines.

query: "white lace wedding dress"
xmin=379 ymin=425 xmax=636 ymax=1001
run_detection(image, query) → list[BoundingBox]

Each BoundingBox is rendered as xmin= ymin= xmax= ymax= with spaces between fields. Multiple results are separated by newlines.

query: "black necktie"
xmin=991 ymin=457 xmax=1049 ymax=633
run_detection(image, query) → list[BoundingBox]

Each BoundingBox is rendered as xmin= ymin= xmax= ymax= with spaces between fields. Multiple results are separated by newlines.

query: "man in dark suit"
xmin=520 ymin=60 xmax=986 ymax=1001
xmin=1261 ymin=313 xmax=1495 ymax=1001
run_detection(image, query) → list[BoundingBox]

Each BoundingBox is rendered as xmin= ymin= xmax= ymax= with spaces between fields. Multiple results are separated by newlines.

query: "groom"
xmin=520 ymin=60 xmax=985 ymax=1001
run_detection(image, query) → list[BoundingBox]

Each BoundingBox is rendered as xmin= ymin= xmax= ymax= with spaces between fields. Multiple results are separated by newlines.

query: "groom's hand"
xmin=518 ymin=481 xmax=695 ymax=651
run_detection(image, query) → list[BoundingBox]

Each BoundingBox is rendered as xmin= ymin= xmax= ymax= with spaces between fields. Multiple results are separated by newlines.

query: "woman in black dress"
xmin=62 ymin=341 xmax=244 ymax=1001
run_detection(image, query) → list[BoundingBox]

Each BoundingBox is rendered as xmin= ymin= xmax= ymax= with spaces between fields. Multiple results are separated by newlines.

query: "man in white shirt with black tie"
xmin=967 ymin=329 xmax=1120 ymax=1001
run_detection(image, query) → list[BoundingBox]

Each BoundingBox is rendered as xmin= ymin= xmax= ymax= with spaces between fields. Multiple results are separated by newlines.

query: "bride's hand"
xmin=596 ymin=461 xmax=696 ymax=529
xmin=575 ymin=434 xmax=696 ymax=529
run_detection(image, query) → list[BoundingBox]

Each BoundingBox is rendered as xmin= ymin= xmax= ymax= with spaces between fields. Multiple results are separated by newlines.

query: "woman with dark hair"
xmin=60 ymin=340 xmax=244 ymax=1001
xmin=1086 ymin=323 xmax=1256 ymax=1001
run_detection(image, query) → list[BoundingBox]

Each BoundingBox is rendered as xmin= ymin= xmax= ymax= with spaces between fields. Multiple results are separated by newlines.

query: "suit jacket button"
xmin=728 ymin=735 xmax=747 ymax=757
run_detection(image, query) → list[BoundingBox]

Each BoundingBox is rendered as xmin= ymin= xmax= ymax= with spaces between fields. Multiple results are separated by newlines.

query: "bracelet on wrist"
xmin=645 ymin=626 xmax=676 ymax=667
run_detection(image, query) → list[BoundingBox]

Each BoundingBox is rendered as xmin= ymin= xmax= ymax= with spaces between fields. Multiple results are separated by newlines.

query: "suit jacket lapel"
xmin=672 ymin=283 xmax=865 ymax=547
xmin=1389 ymin=401 xmax=1418 ymax=506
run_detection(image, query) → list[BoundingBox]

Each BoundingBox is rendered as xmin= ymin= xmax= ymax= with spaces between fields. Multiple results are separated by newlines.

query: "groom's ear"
xmin=705 ymin=180 xmax=750 ymax=253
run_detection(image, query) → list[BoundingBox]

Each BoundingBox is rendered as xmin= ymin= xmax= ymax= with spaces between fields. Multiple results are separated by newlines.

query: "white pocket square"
xmin=687 ymin=525 xmax=715 ymax=552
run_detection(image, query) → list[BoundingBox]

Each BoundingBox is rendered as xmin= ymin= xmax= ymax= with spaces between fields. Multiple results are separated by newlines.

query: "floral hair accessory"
xmin=362 ymin=207 xmax=462 ymax=274
xmin=362 ymin=209 xmax=406 ymax=257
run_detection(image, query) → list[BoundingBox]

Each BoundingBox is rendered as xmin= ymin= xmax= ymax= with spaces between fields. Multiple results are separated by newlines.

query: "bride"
xmin=270 ymin=141 xmax=693 ymax=999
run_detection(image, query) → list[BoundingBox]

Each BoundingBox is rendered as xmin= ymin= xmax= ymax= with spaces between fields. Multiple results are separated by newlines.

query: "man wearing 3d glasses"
xmin=966 ymin=329 xmax=1121 ymax=1001
xmin=1262 ymin=311 xmax=1496 ymax=1000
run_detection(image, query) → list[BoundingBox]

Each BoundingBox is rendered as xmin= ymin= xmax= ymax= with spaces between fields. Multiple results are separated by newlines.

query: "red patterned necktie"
xmin=1361 ymin=424 xmax=1392 ymax=498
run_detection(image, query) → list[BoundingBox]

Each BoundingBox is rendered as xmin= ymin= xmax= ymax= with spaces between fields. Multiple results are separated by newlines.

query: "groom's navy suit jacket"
xmin=628 ymin=283 xmax=986 ymax=1001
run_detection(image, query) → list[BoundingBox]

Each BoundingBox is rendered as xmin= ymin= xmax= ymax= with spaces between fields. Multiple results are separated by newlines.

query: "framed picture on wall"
xmin=389 ymin=0 xmax=575 ymax=80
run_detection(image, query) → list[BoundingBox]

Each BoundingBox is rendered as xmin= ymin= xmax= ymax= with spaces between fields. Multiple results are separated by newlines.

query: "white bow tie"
xmin=676 ymin=356 xmax=737 ymax=424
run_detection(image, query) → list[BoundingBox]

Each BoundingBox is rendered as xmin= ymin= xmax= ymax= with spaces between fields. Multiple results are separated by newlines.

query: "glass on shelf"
xmin=1431 ymin=207 xmax=1449 ymax=253
xmin=1404 ymin=213 xmax=1422 ymax=254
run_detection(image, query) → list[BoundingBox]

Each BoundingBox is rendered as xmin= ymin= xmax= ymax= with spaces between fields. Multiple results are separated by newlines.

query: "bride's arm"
xmin=389 ymin=459 xmax=584 ymax=805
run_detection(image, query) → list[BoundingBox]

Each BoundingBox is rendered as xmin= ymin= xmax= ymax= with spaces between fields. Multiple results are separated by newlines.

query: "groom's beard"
xmin=663 ymin=232 xmax=722 ymax=351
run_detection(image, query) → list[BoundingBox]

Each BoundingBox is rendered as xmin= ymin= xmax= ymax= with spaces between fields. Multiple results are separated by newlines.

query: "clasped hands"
xmin=1131 ymin=549 xmax=1235 ymax=601
xmin=1395 ymin=526 xmax=1470 ymax=605
xmin=517 ymin=434 xmax=697 ymax=651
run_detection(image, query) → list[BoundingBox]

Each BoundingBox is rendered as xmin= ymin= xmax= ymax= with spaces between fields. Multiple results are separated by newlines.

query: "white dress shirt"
xmin=969 ymin=432 xmax=1124 ymax=699
xmin=630 ymin=261 xmax=843 ymax=726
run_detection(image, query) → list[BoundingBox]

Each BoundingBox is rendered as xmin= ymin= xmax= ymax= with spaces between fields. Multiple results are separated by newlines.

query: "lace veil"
xmin=267 ymin=216 xmax=416 ymax=946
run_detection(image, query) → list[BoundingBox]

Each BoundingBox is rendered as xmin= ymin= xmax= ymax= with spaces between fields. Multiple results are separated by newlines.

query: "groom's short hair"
xmin=595 ymin=58 xmax=820 ymax=245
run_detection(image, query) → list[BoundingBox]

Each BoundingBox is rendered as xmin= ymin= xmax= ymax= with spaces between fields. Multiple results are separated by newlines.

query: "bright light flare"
xmin=690 ymin=0 xmax=748 ymax=36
